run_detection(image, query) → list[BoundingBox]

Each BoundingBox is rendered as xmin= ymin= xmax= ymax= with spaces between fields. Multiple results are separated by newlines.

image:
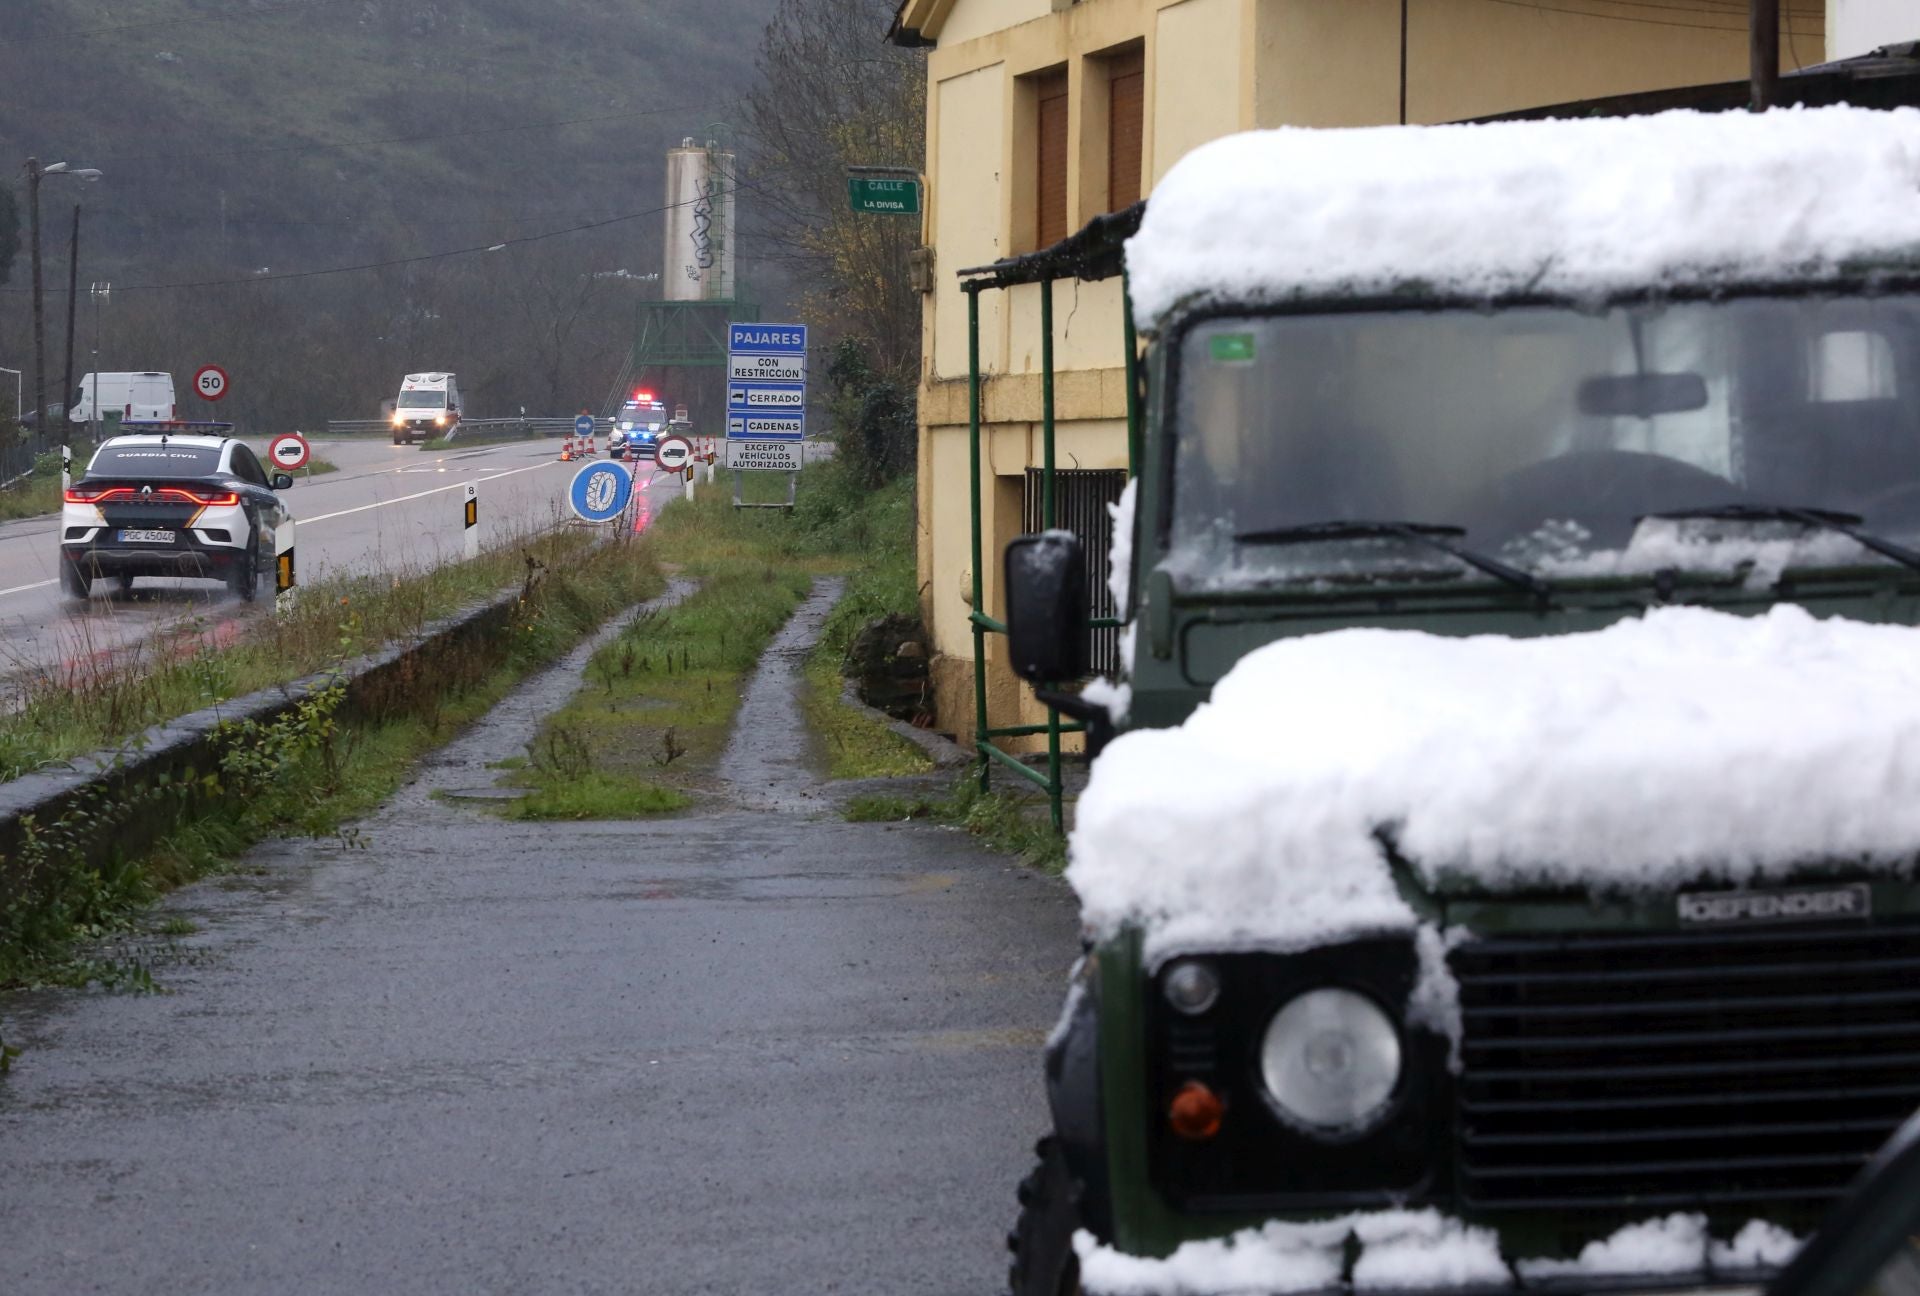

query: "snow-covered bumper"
xmin=1074 ymin=1211 xmax=1791 ymax=1295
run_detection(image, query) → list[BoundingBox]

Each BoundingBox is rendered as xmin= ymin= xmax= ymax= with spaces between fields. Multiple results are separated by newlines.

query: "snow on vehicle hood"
xmin=1125 ymin=106 xmax=1920 ymax=330
xmin=1069 ymin=605 xmax=1920 ymax=958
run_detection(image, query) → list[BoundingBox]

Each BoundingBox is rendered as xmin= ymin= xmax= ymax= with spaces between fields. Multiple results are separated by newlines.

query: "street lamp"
xmin=25 ymin=157 xmax=102 ymax=452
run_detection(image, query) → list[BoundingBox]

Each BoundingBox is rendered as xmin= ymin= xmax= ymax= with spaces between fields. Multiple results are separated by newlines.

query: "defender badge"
xmin=1678 ymin=883 xmax=1871 ymax=926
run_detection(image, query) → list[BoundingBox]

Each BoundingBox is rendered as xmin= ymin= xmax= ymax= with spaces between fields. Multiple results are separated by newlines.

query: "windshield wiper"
xmin=1233 ymin=520 xmax=1554 ymax=602
xmin=1644 ymin=504 xmax=1920 ymax=575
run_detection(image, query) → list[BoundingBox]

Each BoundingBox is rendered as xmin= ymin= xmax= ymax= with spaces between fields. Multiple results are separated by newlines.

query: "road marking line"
xmin=0 ymin=457 xmax=567 ymax=604
xmin=302 ymin=459 xmax=561 ymax=525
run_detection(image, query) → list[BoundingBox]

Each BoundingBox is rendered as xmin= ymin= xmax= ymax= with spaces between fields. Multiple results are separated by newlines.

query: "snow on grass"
xmin=1128 ymin=106 xmax=1920 ymax=329
xmin=1070 ymin=605 xmax=1920 ymax=960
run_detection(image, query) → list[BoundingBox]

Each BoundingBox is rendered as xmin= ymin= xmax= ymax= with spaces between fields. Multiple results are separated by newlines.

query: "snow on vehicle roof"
xmin=1070 ymin=605 xmax=1920 ymax=959
xmin=1125 ymin=106 xmax=1920 ymax=329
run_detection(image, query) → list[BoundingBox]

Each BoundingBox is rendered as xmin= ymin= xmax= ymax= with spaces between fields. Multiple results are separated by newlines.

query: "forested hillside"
xmin=0 ymin=0 xmax=772 ymax=427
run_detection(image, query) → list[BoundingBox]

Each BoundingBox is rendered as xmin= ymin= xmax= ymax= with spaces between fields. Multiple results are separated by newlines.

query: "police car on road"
xmin=60 ymin=425 xmax=292 ymax=602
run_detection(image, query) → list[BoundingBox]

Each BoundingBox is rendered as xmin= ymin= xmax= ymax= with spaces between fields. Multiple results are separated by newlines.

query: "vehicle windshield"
xmin=621 ymin=401 xmax=665 ymax=428
xmin=398 ymin=390 xmax=447 ymax=409
xmin=1171 ymin=294 xmax=1920 ymax=590
xmin=88 ymin=444 xmax=223 ymax=478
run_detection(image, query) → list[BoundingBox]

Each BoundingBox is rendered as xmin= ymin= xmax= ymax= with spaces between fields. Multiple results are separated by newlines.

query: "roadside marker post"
xmin=463 ymin=483 xmax=479 ymax=559
xmin=275 ymin=517 xmax=297 ymax=615
xmin=61 ymin=443 xmax=70 ymax=492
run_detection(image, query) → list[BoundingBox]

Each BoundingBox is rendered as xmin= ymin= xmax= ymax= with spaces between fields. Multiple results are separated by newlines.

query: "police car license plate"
xmin=117 ymin=529 xmax=174 ymax=544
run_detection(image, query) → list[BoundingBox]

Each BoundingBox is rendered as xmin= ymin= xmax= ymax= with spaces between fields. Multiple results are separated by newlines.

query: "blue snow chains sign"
xmin=726 ymin=411 xmax=805 ymax=441
xmin=728 ymin=322 xmax=808 ymax=355
xmin=726 ymin=380 xmax=806 ymax=414
xmin=568 ymin=461 xmax=634 ymax=523
xmin=574 ymin=413 xmax=596 ymax=438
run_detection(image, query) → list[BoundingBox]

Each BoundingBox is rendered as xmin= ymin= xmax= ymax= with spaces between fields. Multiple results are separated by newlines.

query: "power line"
xmin=1473 ymin=0 xmax=1815 ymax=32
xmin=0 ymin=170 xmax=788 ymax=296
xmin=91 ymin=101 xmax=715 ymax=166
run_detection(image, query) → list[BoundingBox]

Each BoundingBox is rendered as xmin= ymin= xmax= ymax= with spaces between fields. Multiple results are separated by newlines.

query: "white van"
xmin=391 ymin=372 xmax=462 ymax=445
xmin=69 ymin=372 xmax=176 ymax=424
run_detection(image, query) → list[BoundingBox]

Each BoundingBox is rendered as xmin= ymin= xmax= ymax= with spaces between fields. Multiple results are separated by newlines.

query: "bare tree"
xmin=743 ymin=0 xmax=925 ymax=380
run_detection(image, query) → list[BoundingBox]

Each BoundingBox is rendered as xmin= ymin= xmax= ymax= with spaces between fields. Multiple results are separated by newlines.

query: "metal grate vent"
xmin=1024 ymin=468 xmax=1126 ymax=676
xmin=1452 ymin=921 xmax=1920 ymax=1213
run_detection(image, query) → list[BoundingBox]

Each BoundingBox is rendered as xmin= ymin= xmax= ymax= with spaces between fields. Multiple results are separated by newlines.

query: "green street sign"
xmin=847 ymin=176 xmax=921 ymax=215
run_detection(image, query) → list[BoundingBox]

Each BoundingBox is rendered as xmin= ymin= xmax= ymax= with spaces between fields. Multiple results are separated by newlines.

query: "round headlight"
xmin=1259 ymin=988 xmax=1401 ymax=1134
xmin=1163 ymin=960 xmax=1220 ymax=1015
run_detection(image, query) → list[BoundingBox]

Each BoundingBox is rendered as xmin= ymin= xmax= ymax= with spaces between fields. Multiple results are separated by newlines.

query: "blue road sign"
xmin=728 ymin=322 xmax=808 ymax=355
xmin=726 ymin=411 xmax=805 ymax=441
xmin=726 ymin=380 xmax=805 ymax=414
xmin=574 ymin=413 xmax=595 ymax=438
xmin=567 ymin=461 xmax=634 ymax=523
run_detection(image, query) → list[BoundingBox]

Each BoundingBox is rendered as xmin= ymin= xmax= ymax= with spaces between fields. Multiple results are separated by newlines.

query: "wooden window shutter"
xmin=1036 ymin=69 xmax=1069 ymax=248
xmin=1107 ymin=49 xmax=1144 ymax=211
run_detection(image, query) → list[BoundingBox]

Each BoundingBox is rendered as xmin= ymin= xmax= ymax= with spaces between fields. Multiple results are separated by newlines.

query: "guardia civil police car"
xmin=60 ymin=426 xmax=292 ymax=601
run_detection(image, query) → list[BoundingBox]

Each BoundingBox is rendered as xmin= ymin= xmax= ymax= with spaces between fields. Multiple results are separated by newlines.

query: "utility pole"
xmin=61 ymin=203 xmax=79 ymax=439
xmin=25 ymin=158 xmax=45 ymax=453
xmin=1751 ymin=0 xmax=1780 ymax=111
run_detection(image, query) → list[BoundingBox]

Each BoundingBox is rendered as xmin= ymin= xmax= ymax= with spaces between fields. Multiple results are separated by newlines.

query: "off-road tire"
xmin=60 ymin=558 xmax=92 ymax=600
xmin=229 ymin=540 xmax=260 ymax=603
xmin=1007 ymin=1136 xmax=1084 ymax=1296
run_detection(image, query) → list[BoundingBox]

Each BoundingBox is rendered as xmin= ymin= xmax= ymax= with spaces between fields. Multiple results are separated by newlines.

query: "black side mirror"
xmin=1004 ymin=531 xmax=1088 ymax=683
xmin=1766 ymin=1107 xmax=1920 ymax=1296
xmin=271 ymin=473 xmax=293 ymax=490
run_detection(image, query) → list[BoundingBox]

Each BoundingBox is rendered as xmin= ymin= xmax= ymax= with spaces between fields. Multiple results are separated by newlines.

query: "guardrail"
xmin=324 ymin=417 xmax=615 ymax=440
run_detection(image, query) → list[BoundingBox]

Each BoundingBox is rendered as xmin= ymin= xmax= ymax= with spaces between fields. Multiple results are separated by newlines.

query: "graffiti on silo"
xmin=665 ymin=140 xmax=736 ymax=302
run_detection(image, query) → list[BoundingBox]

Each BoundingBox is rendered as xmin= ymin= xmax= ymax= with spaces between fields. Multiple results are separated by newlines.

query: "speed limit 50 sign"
xmin=194 ymin=364 xmax=230 ymax=402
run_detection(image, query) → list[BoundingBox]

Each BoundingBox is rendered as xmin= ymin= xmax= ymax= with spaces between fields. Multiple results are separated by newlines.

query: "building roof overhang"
xmin=887 ymin=0 xmax=942 ymax=48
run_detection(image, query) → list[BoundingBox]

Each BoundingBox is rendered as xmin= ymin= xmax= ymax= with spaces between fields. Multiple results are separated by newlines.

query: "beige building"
xmin=890 ymin=0 xmax=1826 ymax=748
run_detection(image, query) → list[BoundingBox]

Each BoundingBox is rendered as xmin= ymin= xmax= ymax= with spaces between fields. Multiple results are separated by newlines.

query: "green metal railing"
xmin=963 ymin=266 xmax=1142 ymax=832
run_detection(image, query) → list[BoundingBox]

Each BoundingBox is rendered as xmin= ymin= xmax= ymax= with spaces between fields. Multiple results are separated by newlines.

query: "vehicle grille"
xmin=1453 ymin=921 xmax=1920 ymax=1212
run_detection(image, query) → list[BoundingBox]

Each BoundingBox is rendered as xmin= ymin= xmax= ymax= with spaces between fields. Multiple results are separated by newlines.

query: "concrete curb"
xmin=0 ymin=585 xmax=527 ymax=876
xmin=838 ymin=677 xmax=970 ymax=770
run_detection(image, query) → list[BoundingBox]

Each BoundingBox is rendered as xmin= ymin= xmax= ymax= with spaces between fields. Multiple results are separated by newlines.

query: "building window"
xmin=1035 ymin=67 xmax=1070 ymax=248
xmin=1025 ymin=468 xmax=1129 ymax=676
xmin=1106 ymin=47 xmax=1144 ymax=211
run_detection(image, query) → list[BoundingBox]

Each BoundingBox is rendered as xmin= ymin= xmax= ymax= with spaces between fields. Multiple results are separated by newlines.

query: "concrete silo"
xmin=664 ymin=139 xmax=736 ymax=303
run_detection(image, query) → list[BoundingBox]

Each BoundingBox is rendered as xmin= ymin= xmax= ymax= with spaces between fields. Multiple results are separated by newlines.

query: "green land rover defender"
xmin=999 ymin=106 xmax=1920 ymax=1295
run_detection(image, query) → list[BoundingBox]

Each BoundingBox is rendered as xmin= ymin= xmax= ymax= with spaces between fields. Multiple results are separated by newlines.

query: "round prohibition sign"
xmin=654 ymin=434 xmax=694 ymax=472
xmin=268 ymin=432 xmax=310 ymax=471
xmin=194 ymin=364 xmax=230 ymax=402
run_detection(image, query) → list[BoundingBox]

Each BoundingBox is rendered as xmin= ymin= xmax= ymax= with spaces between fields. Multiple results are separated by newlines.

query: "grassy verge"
xmin=504 ymin=461 xmax=929 ymax=815
xmin=1 ymin=534 xmax=664 ymax=989
xmin=300 ymin=455 xmax=339 ymax=477
xmin=845 ymin=778 xmax=1070 ymax=874
xmin=0 ymin=474 xmax=59 ymax=522
xmin=0 ymin=527 xmax=654 ymax=783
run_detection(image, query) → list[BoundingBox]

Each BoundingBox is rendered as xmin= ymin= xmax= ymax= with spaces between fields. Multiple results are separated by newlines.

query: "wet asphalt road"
xmin=0 ymin=582 xmax=1080 ymax=1293
xmin=0 ymin=436 xmax=676 ymax=679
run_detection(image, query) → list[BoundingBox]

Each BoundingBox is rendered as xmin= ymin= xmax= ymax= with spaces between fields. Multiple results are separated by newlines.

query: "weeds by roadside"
xmin=844 ymin=777 xmax=1070 ymax=874
xmin=0 ymin=533 xmax=664 ymax=988
xmin=0 ymin=524 xmax=645 ymax=783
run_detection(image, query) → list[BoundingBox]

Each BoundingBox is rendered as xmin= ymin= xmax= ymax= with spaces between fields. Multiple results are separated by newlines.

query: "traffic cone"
xmin=586 ymin=430 xmax=597 ymax=456
xmin=560 ymin=434 xmax=574 ymax=462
